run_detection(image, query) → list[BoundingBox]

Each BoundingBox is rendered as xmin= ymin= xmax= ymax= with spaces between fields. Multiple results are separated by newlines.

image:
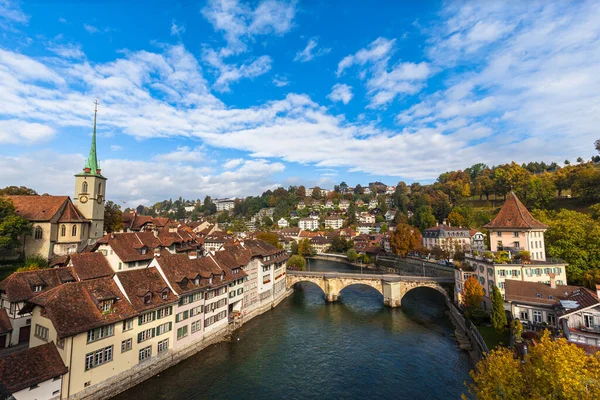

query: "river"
xmin=115 ymin=259 xmax=471 ymax=399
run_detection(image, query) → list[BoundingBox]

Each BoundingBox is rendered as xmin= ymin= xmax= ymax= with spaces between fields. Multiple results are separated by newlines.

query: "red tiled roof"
xmin=484 ymin=192 xmax=548 ymax=229
xmin=57 ymin=200 xmax=87 ymax=223
xmin=0 ymin=343 xmax=68 ymax=393
xmin=116 ymin=268 xmax=177 ymax=312
xmin=0 ymin=309 xmax=12 ymax=334
xmin=95 ymin=232 xmax=161 ymax=263
xmin=69 ymin=252 xmax=114 ymax=281
xmin=4 ymin=195 xmax=69 ymax=221
xmin=0 ymin=267 xmax=77 ymax=303
xmin=24 ymin=277 xmax=137 ymax=339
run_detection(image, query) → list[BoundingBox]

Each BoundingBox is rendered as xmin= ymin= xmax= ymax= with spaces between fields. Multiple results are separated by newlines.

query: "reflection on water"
xmin=115 ymin=260 xmax=470 ymax=400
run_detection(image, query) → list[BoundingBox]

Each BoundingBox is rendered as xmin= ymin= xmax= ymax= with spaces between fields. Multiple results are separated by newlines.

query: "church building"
xmin=6 ymin=103 xmax=107 ymax=260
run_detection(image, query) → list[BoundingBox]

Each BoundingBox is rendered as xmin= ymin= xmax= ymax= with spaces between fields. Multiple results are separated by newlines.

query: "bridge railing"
xmin=446 ymin=299 xmax=489 ymax=359
xmin=286 ymin=270 xmax=454 ymax=283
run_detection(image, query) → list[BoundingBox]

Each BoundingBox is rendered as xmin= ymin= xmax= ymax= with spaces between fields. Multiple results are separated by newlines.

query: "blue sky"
xmin=1 ymin=0 xmax=599 ymax=205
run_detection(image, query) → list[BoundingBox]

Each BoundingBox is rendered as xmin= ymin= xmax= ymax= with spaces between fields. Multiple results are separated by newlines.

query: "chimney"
xmin=596 ymin=284 xmax=600 ymax=299
xmin=549 ymin=273 xmax=556 ymax=289
xmin=154 ymin=248 xmax=161 ymax=258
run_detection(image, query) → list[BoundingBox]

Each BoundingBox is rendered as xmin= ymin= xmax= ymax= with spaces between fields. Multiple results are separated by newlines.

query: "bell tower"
xmin=74 ymin=99 xmax=107 ymax=242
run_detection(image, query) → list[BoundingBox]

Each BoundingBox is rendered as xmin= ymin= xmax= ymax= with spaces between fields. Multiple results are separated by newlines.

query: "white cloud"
xmin=203 ymin=48 xmax=272 ymax=91
xmin=294 ymin=38 xmax=331 ymax=62
xmin=47 ymin=43 xmax=85 ymax=59
xmin=0 ymin=0 xmax=28 ymax=25
xmin=272 ymin=75 xmax=289 ymax=87
xmin=0 ymin=151 xmax=285 ymax=203
xmin=0 ymin=119 xmax=54 ymax=144
xmin=83 ymin=23 xmax=98 ymax=34
xmin=153 ymin=146 xmax=208 ymax=164
xmin=336 ymin=37 xmax=395 ymax=76
xmin=327 ymin=83 xmax=353 ymax=105
xmin=58 ymin=17 xmax=67 ymax=24
xmin=110 ymin=145 xmax=122 ymax=151
xmin=171 ymin=20 xmax=185 ymax=37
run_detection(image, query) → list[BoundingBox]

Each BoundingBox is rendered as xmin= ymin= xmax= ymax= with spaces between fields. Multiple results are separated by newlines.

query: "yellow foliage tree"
xmin=465 ymin=331 xmax=600 ymax=399
xmin=462 ymin=276 xmax=484 ymax=309
xmin=389 ymin=223 xmax=421 ymax=257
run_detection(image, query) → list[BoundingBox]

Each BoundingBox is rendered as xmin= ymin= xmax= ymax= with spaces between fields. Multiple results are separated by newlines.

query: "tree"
xmin=0 ymin=197 xmax=32 ymax=251
xmin=298 ymin=238 xmax=313 ymax=257
xmin=0 ymin=186 xmax=37 ymax=195
xmin=389 ymin=223 xmax=421 ymax=257
xmin=104 ymin=201 xmax=123 ymax=233
xmin=288 ymin=255 xmax=306 ymax=271
xmin=256 ymin=232 xmax=280 ymax=248
xmin=526 ymin=173 xmax=556 ymax=209
xmin=412 ymin=205 xmax=436 ymax=232
xmin=462 ymin=276 xmax=484 ymax=309
xmin=346 ymin=201 xmax=357 ymax=226
xmin=346 ymin=248 xmax=358 ymax=261
xmin=465 ymin=332 xmax=600 ymax=399
xmin=290 ymin=241 xmax=298 ymax=255
xmin=261 ymin=216 xmax=274 ymax=228
xmin=577 ymin=157 xmax=584 ymax=163
xmin=447 ymin=210 xmax=467 ymax=227
xmin=596 ymin=139 xmax=600 ymax=154
xmin=491 ymin=285 xmax=507 ymax=339
xmin=564 ymin=159 xmax=571 ymax=165
xmin=16 ymin=255 xmax=49 ymax=271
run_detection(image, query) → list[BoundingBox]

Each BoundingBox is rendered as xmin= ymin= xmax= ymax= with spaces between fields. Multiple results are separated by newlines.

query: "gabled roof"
xmin=0 ymin=267 xmax=77 ymax=303
xmin=4 ymin=195 xmax=69 ymax=222
xmin=69 ymin=252 xmax=114 ymax=281
xmin=484 ymin=192 xmax=548 ymax=229
xmin=95 ymin=232 xmax=161 ymax=263
xmin=504 ymin=279 xmax=597 ymax=311
xmin=0 ymin=343 xmax=68 ymax=393
xmin=24 ymin=277 xmax=137 ymax=339
xmin=116 ymin=268 xmax=177 ymax=312
xmin=57 ymin=200 xmax=87 ymax=223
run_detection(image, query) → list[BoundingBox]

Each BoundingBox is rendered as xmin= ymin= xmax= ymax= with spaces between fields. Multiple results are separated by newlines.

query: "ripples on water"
xmin=115 ymin=260 xmax=471 ymax=400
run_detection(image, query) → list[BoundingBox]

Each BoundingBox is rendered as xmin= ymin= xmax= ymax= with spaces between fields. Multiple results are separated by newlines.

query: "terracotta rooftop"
xmin=0 ymin=343 xmax=68 ymax=393
xmin=116 ymin=268 xmax=177 ymax=312
xmin=4 ymin=195 xmax=70 ymax=222
xmin=57 ymin=200 xmax=87 ymax=223
xmin=0 ymin=267 xmax=77 ymax=303
xmin=505 ymin=279 xmax=582 ymax=306
xmin=23 ymin=277 xmax=137 ymax=339
xmin=484 ymin=192 xmax=548 ymax=229
xmin=95 ymin=232 xmax=161 ymax=263
xmin=69 ymin=252 xmax=114 ymax=281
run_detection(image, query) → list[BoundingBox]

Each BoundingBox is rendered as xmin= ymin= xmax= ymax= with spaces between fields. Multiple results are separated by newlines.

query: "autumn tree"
xmin=297 ymin=238 xmax=313 ymax=257
xmin=0 ymin=186 xmax=37 ymax=196
xmin=346 ymin=248 xmax=358 ymax=261
xmin=0 ymin=196 xmax=32 ymax=251
xmin=465 ymin=332 xmax=600 ymax=399
xmin=491 ymin=285 xmax=507 ymax=338
xmin=256 ymin=232 xmax=280 ymax=248
xmin=104 ymin=201 xmax=124 ymax=233
xmin=288 ymin=255 xmax=306 ymax=271
xmin=390 ymin=223 xmax=421 ymax=257
xmin=462 ymin=276 xmax=484 ymax=309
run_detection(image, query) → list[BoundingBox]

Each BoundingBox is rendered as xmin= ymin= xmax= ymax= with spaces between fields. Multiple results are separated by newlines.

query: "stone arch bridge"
xmin=286 ymin=271 xmax=453 ymax=307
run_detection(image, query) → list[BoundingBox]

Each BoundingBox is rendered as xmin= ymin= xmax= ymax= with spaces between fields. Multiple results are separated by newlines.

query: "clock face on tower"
xmin=97 ymin=195 xmax=103 ymax=204
xmin=80 ymin=195 xmax=88 ymax=203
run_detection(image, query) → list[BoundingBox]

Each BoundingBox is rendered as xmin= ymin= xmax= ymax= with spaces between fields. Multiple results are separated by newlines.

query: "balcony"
xmin=577 ymin=324 xmax=600 ymax=334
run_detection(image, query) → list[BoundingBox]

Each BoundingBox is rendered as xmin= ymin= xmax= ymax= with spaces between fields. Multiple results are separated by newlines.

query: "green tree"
xmin=16 ymin=255 xmax=49 ymax=271
xmin=288 ymin=255 xmax=306 ymax=270
xmin=412 ymin=205 xmax=436 ymax=231
xmin=491 ymin=285 xmax=507 ymax=339
xmin=346 ymin=248 xmax=358 ymax=261
xmin=298 ymin=238 xmax=313 ymax=257
xmin=256 ymin=232 xmax=280 ymax=248
xmin=0 ymin=197 xmax=32 ymax=251
xmin=104 ymin=200 xmax=123 ymax=233
xmin=526 ymin=173 xmax=556 ymax=209
xmin=261 ymin=216 xmax=274 ymax=228
xmin=0 ymin=186 xmax=37 ymax=195
xmin=291 ymin=241 xmax=299 ymax=255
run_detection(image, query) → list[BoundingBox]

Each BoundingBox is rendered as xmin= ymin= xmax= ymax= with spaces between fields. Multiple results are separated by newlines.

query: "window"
xmin=536 ymin=293 xmax=542 ymax=298
xmin=138 ymin=328 xmax=155 ymax=343
xmin=513 ymin=232 xmax=519 ymax=237
xmin=101 ymin=300 xmax=113 ymax=313
xmin=118 ymin=262 xmax=122 ymax=271
xmin=34 ymin=226 xmax=43 ymax=240
xmin=57 ymin=338 xmax=65 ymax=349
xmin=60 ymin=224 xmax=66 ymax=237
xmin=156 ymin=306 xmax=172 ymax=319
xmin=139 ymin=346 xmax=151 ymax=362
xmin=143 ymin=293 xmax=152 ymax=305
xmin=161 ymin=289 xmax=169 ymax=300
xmin=177 ymin=326 xmax=188 ymax=340
xmin=123 ymin=318 xmax=133 ymax=332
xmin=498 ymin=270 xmax=505 ymax=277
xmin=72 ymin=225 xmax=77 ymax=236
xmin=158 ymin=339 xmax=169 ymax=354
xmin=547 ymin=314 xmax=556 ymax=326
xmin=156 ymin=322 xmax=172 ymax=336
xmin=520 ymin=311 xmax=529 ymax=321
xmin=190 ymin=306 xmax=203 ymax=317
xmin=514 ymin=241 xmax=520 ymax=248
xmin=82 ymin=181 xmax=88 ymax=193
xmin=499 ymin=282 xmax=505 ymax=289
xmin=34 ymin=324 xmax=49 ymax=341
xmin=497 ymin=232 xmax=502 ymax=237
xmin=533 ymin=311 xmax=543 ymax=323
xmin=33 ymin=285 xmax=43 ymax=292
xmin=85 ymin=345 xmax=113 ymax=370
xmin=87 ymin=324 xmax=114 ymax=343
xmin=121 ymin=338 xmax=132 ymax=353
xmin=175 ymin=310 xmax=189 ymax=323
xmin=584 ymin=314 xmax=594 ymax=329
xmin=191 ymin=320 xmax=202 ymax=333
xmin=98 ymin=183 xmax=102 ymax=194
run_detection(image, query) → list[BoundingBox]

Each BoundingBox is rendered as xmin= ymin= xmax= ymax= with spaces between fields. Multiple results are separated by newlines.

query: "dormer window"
xmin=144 ymin=293 xmax=152 ymax=305
xmin=140 ymin=247 xmax=147 ymax=255
xmin=161 ymin=289 xmax=169 ymax=300
xmin=101 ymin=300 xmax=113 ymax=312
xmin=209 ymin=276 xmax=213 ymax=285
xmin=194 ymin=278 xmax=200 ymax=285
xmin=33 ymin=285 xmax=43 ymax=292
xmin=536 ymin=293 xmax=542 ymax=298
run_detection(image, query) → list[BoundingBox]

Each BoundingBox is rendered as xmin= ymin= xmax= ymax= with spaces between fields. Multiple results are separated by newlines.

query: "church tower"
xmin=74 ymin=100 xmax=107 ymax=242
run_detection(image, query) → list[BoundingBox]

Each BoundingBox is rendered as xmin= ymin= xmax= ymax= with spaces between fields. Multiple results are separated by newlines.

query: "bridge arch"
xmin=286 ymin=275 xmax=327 ymax=295
xmin=399 ymin=282 xmax=451 ymax=305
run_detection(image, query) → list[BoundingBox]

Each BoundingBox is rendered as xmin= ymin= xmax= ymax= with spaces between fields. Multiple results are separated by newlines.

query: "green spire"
xmin=84 ymin=99 xmax=101 ymax=175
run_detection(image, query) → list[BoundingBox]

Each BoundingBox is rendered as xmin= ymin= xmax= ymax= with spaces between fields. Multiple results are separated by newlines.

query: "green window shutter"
xmin=169 ymin=306 xmax=173 ymax=314
xmin=169 ymin=322 xmax=172 ymax=331
xmin=137 ymin=332 xmax=142 ymax=343
xmin=184 ymin=310 xmax=188 ymax=319
xmin=153 ymin=311 xmax=157 ymax=320
xmin=138 ymin=316 xmax=143 ymax=325
xmin=152 ymin=328 xmax=156 ymax=338
xmin=176 ymin=314 xmax=180 ymax=323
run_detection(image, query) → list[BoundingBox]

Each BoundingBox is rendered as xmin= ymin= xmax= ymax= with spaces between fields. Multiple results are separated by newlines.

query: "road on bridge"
xmin=286 ymin=270 xmax=454 ymax=283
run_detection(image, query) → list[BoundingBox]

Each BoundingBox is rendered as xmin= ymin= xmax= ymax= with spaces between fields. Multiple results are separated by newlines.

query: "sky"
xmin=0 ymin=0 xmax=599 ymax=206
